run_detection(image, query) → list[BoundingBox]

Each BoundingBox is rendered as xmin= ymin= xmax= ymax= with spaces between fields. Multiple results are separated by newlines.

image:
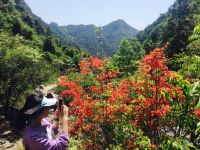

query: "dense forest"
xmin=0 ymin=0 xmax=200 ymax=149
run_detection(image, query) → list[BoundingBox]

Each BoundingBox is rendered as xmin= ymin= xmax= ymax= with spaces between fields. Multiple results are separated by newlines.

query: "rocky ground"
xmin=0 ymin=118 xmax=22 ymax=150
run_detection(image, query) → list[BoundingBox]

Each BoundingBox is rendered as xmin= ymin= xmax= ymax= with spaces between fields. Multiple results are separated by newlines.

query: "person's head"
xmin=16 ymin=94 xmax=57 ymax=131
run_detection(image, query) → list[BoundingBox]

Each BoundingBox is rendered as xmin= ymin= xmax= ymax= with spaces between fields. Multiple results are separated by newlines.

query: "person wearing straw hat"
xmin=16 ymin=94 xmax=69 ymax=150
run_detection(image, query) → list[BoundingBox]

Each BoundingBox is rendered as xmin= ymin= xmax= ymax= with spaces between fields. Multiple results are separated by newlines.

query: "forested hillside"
xmin=0 ymin=0 xmax=86 ymax=111
xmin=137 ymin=0 xmax=200 ymax=57
xmin=49 ymin=19 xmax=139 ymax=56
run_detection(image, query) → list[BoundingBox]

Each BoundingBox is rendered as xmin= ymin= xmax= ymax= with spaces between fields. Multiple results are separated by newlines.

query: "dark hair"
xmin=16 ymin=94 xmax=45 ymax=131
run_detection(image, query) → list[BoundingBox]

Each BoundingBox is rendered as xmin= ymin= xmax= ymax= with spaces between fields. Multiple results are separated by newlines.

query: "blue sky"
xmin=25 ymin=0 xmax=175 ymax=30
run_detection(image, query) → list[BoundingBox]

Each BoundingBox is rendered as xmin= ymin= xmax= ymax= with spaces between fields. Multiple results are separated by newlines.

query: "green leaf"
xmin=195 ymin=97 xmax=200 ymax=108
xmin=191 ymin=82 xmax=199 ymax=95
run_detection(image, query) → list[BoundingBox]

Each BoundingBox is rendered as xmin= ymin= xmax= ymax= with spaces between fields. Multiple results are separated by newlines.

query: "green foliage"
xmin=162 ymin=138 xmax=197 ymax=150
xmin=183 ymin=82 xmax=200 ymax=147
xmin=21 ymin=24 xmax=34 ymax=39
xmin=0 ymin=0 xmax=86 ymax=73
xmin=43 ymin=37 xmax=56 ymax=53
xmin=169 ymin=53 xmax=200 ymax=79
xmin=110 ymin=121 xmax=152 ymax=150
xmin=0 ymin=1 xmax=87 ymax=114
xmin=187 ymin=39 xmax=200 ymax=55
xmin=165 ymin=79 xmax=200 ymax=147
xmin=137 ymin=0 xmax=200 ymax=57
xmin=0 ymin=33 xmax=52 ymax=111
xmin=189 ymin=17 xmax=200 ymax=41
xmin=178 ymin=55 xmax=200 ymax=79
xmin=187 ymin=16 xmax=200 ymax=56
xmin=196 ymin=122 xmax=200 ymax=134
xmin=1 ymin=0 xmax=200 ymax=148
xmin=113 ymin=37 xmax=144 ymax=76
xmin=67 ymin=138 xmax=83 ymax=150
xmin=11 ymin=18 xmax=22 ymax=35
xmin=49 ymin=23 xmax=99 ymax=56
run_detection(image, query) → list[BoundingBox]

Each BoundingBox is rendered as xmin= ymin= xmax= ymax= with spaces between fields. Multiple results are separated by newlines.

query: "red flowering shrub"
xmin=132 ymin=47 xmax=185 ymax=144
xmin=57 ymin=48 xmax=199 ymax=149
xmin=79 ymin=56 xmax=104 ymax=76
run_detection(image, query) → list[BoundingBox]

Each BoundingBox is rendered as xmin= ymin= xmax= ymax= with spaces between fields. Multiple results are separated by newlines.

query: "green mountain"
xmin=49 ymin=19 xmax=139 ymax=56
xmin=137 ymin=0 xmax=200 ymax=57
xmin=0 ymin=0 xmax=86 ymax=70
xmin=49 ymin=23 xmax=98 ymax=55
xmin=0 ymin=0 xmax=87 ymax=110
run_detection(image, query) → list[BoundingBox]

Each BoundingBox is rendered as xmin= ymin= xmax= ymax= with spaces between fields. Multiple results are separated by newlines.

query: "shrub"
xmin=57 ymin=47 xmax=199 ymax=149
xmin=0 ymin=33 xmax=51 ymax=112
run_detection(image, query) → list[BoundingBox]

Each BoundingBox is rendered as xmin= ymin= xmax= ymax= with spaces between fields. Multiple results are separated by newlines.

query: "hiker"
xmin=16 ymin=94 xmax=69 ymax=150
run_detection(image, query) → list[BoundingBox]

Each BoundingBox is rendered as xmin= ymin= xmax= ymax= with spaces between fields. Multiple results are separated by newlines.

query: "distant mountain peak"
xmin=49 ymin=22 xmax=59 ymax=26
xmin=103 ymin=19 xmax=139 ymax=32
xmin=110 ymin=19 xmax=127 ymax=24
xmin=49 ymin=19 xmax=139 ymax=56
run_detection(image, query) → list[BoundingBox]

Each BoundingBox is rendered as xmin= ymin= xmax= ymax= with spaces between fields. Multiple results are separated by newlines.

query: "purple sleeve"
xmin=27 ymin=132 xmax=69 ymax=150
xmin=52 ymin=126 xmax=59 ymax=135
xmin=45 ymin=117 xmax=60 ymax=135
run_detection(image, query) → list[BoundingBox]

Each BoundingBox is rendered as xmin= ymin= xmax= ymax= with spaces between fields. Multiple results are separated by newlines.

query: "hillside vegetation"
xmin=0 ymin=0 xmax=87 ymax=111
xmin=137 ymin=0 xmax=200 ymax=57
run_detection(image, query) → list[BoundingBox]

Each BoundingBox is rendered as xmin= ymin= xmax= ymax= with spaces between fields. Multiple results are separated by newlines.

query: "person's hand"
xmin=60 ymin=105 xmax=68 ymax=118
xmin=54 ymin=106 xmax=60 ymax=118
xmin=60 ymin=105 xmax=69 ymax=133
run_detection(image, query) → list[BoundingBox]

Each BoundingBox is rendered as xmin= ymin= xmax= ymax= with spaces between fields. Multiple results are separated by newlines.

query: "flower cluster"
xmin=79 ymin=56 xmax=104 ymax=76
xmin=57 ymin=48 xmax=195 ymax=148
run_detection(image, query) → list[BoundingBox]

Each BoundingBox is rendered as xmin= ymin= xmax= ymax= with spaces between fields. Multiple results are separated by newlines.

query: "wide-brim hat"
xmin=24 ymin=96 xmax=57 ymax=115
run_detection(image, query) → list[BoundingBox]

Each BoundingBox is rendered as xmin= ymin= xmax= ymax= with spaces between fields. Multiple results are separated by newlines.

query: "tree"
xmin=187 ymin=16 xmax=200 ymax=55
xmin=12 ymin=18 xmax=22 ymax=35
xmin=113 ymin=37 xmax=144 ymax=75
xmin=95 ymin=26 xmax=106 ymax=58
xmin=43 ymin=37 xmax=56 ymax=53
xmin=187 ymin=39 xmax=200 ymax=56
xmin=189 ymin=14 xmax=200 ymax=41
xmin=0 ymin=33 xmax=51 ymax=114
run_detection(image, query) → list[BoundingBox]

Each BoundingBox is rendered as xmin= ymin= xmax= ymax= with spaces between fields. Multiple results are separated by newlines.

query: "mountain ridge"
xmin=49 ymin=19 xmax=139 ymax=56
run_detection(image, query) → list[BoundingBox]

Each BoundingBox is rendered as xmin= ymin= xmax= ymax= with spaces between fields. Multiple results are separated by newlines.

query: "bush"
xmin=57 ymin=48 xmax=199 ymax=149
xmin=21 ymin=25 xmax=34 ymax=39
xmin=113 ymin=38 xmax=144 ymax=76
xmin=169 ymin=53 xmax=200 ymax=79
xmin=43 ymin=37 xmax=56 ymax=53
xmin=0 ymin=33 xmax=51 ymax=112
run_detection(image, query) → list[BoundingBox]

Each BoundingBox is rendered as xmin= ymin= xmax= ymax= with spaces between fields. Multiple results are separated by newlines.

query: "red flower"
xmin=150 ymin=144 xmax=156 ymax=149
xmin=194 ymin=108 xmax=200 ymax=120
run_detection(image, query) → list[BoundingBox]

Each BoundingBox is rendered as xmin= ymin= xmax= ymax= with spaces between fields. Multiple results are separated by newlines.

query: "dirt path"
xmin=0 ymin=84 xmax=58 ymax=150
